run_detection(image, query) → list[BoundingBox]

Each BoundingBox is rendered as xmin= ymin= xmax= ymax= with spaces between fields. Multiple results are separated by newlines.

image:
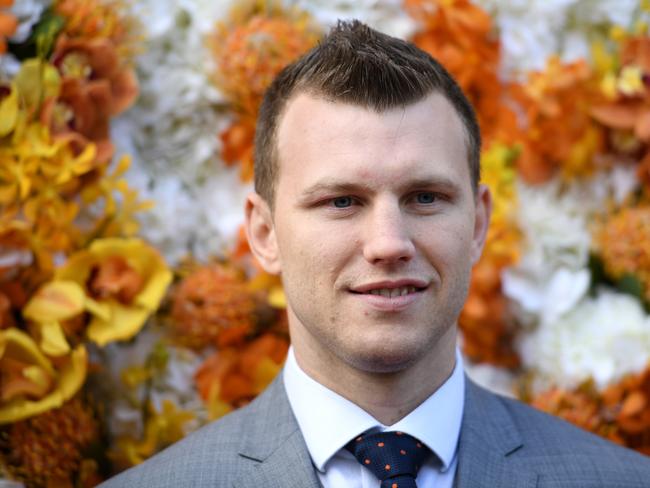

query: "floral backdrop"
xmin=1 ymin=0 xmax=650 ymax=485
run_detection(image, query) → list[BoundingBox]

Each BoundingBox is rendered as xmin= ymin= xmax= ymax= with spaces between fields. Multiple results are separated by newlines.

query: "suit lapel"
xmin=234 ymin=375 xmax=322 ymax=488
xmin=453 ymin=378 xmax=538 ymax=488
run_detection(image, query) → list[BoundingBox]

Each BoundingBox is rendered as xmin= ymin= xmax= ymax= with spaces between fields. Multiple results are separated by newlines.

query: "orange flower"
xmin=531 ymin=365 xmax=650 ymax=455
xmin=405 ymin=0 xmax=520 ymax=145
xmin=219 ymin=119 xmax=256 ymax=181
xmin=210 ymin=7 xmax=319 ymax=117
xmin=171 ymin=264 xmax=255 ymax=349
xmin=54 ymin=0 xmax=140 ymax=59
xmin=195 ymin=333 xmax=289 ymax=411
xmin=210 ymin=4 xmax=319 ymax=179
xmin=43 ymin=36 xmax=138 ymax=163
xmin=459 ymin=144 xmax=521 ymax=367
xmin=512 ymin=57 xmax=605 ymax=183
xmin=0 ymin=268 xmax=29 ymax=330
xmin=0 ymin=0 xmax=17 ymax=55
xmin=595 ymin=204 xmax=650 ymax=301
xmin=592 ymin=37 xmax=650 ymax=142
xmin=0 ymin=397 xmax=101 ymax=487
xmin=591 ymin=36 xmax=650 ymax=193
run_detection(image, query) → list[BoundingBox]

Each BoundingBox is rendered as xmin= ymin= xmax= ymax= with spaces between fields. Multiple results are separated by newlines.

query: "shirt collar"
xmin=283 ymin=347 xmax=465 ymax=473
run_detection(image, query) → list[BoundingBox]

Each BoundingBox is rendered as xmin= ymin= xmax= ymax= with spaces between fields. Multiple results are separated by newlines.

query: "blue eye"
xmin=332 ymin=196 xmax=353 ymax=208
xmin=415 ymin=192 xmax=436 ymax=204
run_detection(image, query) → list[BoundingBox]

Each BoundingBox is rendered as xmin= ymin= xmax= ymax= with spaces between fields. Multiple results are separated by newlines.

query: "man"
xmin=102 ymin=21 xmax=650 ymax=487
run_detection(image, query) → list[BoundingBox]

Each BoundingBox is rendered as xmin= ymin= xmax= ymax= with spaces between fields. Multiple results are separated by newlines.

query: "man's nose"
xmin=362 ymin=203 xmax=415 ymax=264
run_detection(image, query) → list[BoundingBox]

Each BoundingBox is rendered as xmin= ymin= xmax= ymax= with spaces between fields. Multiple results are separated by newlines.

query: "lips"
xmin=366 ymin=286 xmax=418 ymax=298
xmin=348 ymin=280 xmax=429 ymax=313
xmin=349 ymin=279 xmax=428 ymax=295
xmin=349 ymin=280 xmax=427 ymax=312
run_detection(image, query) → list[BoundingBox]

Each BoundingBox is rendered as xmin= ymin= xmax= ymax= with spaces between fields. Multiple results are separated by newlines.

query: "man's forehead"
xmin=276 ymin=92 xmax=467 ymax=162
xmin=277 ymin=92 xmax=464 ymax=151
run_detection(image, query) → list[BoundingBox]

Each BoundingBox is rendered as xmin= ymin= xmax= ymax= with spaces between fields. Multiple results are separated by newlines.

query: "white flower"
xmin=132 ymin=174 xmax=200 ymax=265
xmin=520 ymin=289 xmax=650 ymax=392
xmin=7 ymin=0 xmax=50 ymax=43
xmin=568 ymin=0 xmax=638 ymax=30
xmin=290 ymin=0 xmax=416 ymax=39
xmin=113 ymin=0 xmax=232 ymax=183
xmin=149 ymin=346 xmax=207 ymax=433
xmin=463 ymin=359 xmax=517 ymax=398
xmin=192 ymin=170 xmax=251 ymax=261
xmin=502 ymin=177 xmax=593 ymax=325
xmin=504 ymin=267 xmax=591 ymax=327
xmin=474 ymin=0 xmax=576 ymax=75
xmin=0 ymin=248 xmax=32 ymax=268
xmin=473 ymin=0 xmax=638 ymax=78
xmin=0 ymin=0 xmax=50 ymax=79
xmin=502 ymin=170 xmax=637 ymax=327
xmin=112 ymin=0 xmax=251 ymax=263
xmin=120 ymin=159 xmax=250 ymax=265
xmin=0 ymin=480 xmax=26 ymax=488
xmin=100 ymin=324 xmax=209 ymax=438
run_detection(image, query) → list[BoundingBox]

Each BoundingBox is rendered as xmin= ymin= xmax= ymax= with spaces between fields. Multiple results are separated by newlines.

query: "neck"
xmin=291 ymin=325 xmax=457 ymax=426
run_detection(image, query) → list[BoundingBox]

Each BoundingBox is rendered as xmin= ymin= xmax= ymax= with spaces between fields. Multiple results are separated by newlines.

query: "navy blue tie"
xmin=345 ymin=431 xmax=431 ymax=488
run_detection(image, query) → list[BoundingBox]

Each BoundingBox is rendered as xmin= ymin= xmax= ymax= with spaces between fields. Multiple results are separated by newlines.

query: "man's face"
xmin=246 ymin=92 xmax=490 ymax=377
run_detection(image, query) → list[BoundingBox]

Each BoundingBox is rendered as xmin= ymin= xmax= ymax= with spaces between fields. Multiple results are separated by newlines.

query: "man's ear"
xmin=470 ymin=184 xmax=492 ymax=265
xmin=245 ymin=192 xmax=282 ymax=274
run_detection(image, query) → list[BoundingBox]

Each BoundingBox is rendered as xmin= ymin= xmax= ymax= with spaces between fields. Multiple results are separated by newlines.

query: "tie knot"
xmin=345 ymin=431 xmax=430 ymax=484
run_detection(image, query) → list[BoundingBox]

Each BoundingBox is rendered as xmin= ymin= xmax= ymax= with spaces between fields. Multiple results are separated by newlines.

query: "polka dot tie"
xmin=345 ymin=431 xmax=431 ymax=488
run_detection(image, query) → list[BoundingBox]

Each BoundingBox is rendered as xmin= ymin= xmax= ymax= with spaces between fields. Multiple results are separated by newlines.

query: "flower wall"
xmin=1 ymin=0 xmax=650 ymax=485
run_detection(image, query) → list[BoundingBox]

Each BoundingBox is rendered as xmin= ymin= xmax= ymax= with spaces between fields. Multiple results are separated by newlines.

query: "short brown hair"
xmin=254 ymin=20 xmax=481 ymax=207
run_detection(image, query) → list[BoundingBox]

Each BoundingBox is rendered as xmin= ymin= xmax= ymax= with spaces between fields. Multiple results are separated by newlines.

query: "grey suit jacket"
xmin=101 ymin=374 xmax=650 ymax=487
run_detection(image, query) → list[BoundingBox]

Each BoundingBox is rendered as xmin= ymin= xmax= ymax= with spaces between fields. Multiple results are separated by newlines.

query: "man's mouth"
xmin=349 ymin=280 xmax=428 ymax=297
xmin=365 ymin=286 xmax=421 ymax=298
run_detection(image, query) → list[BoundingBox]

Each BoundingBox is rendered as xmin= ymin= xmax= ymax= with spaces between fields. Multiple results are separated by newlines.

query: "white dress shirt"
xmin=283 ymin=347 xmax=465 ymax=488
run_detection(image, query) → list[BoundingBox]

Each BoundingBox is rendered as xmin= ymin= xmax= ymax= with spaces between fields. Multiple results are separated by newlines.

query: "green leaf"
xmin=616 ymin=273 xmax=644 ymax=300
xmin=8 ymin=8 xmax=66 ymax=61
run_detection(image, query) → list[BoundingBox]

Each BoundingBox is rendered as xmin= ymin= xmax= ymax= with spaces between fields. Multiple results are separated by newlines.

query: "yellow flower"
xmin=0 ymin=328 xmax=86 ymax=423
xmin=13 ymin=58 xmax=61 ymax=114
xmin=600 ymin=72 xmax=618 ymax=100
xmin=23 ymin=280 xmax=107 ymax=356
xmin=617 ymin=65 xmax=644 ymax=96
xmin=55 ymin=238 xmax=172 ymax=346
xmin=111 ymin=400 xmax=195 ymax=467
xmin=0 ymin=82 xmax=19 ymax=137
xmin=481 ymin=143 xmax=521 ymax=264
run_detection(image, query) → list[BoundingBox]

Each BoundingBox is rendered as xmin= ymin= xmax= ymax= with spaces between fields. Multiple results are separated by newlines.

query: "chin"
xmin=344 ymin=341 xmax=424 ymax=375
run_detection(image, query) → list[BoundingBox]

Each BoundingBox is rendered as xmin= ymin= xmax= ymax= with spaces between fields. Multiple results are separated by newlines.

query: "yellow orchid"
xmin=617 ymin=65 xmax=644 ymax=96
xmin=0 ymin=328 xmax=87 ymax=423
xmin=23 ymin=280 xmax=108 ymax=356
xmin=0 ymin=82 xmax=18 ymax=136
xmin=13 ymin=58 xmax=61 ymax=115
xmin=112 ymin=400 xmax=195 ymax=467
xmin=54 ymin=238 xmax=172 ymax=346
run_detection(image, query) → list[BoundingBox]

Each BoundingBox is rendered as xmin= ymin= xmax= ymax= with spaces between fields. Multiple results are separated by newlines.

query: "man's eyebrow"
xmin=402 ymin=176 xmax=462 ymax=194
xmin=298 ymin=180 xmax=368 ymax=203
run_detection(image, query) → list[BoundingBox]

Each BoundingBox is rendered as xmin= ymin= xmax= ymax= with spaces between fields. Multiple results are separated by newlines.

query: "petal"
xmin=0 ymin=345 xmax=86 ymax=423
xmin=14 ymin=59 xmax=61 ymax=111
xmin=268 ymin=286 xmax=286 ymax=308
xmin=135 ymin=265 xmax=172 ymax=311
xmin=591 ymin=103 xmax=642 ymax=129
xmin=23 ymin=280 xmax=86 ymax=322
xmin=0 ymin=83 xmax=18 ymax=136
xmin=86 ymin=301 xmax=149 ymax=346
xmin=37 ymin=321 xmax=71 ymax=357
xmin=634 ymin=111 xmax=650 ymax=142
xmin=0 ymin=328 xmax=55 ymax=376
